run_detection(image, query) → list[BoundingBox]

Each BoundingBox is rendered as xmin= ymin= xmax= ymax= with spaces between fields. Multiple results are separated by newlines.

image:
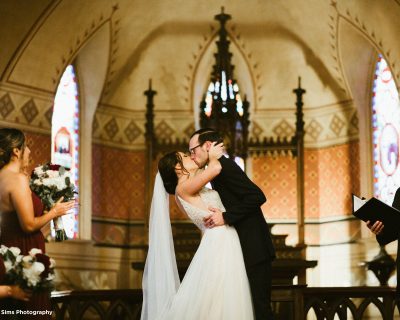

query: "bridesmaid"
xmin=0 ymin=128 xmax=75 ymax=319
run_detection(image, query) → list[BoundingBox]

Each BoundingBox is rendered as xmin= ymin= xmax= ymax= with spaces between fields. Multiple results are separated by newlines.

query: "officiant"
xmin=367 ymin=187 xmax=400 ymax=297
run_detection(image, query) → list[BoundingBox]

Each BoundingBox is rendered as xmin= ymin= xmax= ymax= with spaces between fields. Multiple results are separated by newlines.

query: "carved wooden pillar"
xmin=144 ymin=79 xmax=157 ymax=225
xmin=293 ymin=77 xmax=306 ymax=284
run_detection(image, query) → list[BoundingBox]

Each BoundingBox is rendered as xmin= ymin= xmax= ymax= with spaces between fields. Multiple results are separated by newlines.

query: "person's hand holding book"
xmin=366 ymin=220 xmax=384 ymax=235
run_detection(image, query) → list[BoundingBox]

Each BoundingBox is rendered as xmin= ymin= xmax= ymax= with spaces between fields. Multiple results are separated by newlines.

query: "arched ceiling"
xmin=1 ymin=0 xmax=399 ymax=115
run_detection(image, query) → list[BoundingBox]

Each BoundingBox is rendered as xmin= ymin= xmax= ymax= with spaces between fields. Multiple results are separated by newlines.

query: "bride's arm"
xmin=178 ymin=143 xmax=224 ymax=196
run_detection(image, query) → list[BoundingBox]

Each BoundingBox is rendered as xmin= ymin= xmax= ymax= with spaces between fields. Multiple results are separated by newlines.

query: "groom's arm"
xmin=218 ymin=157 xmax=266 ymax=225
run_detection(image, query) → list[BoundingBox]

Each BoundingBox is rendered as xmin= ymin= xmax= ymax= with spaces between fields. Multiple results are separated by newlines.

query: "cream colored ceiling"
xmin=0 ymin=0 xmax=399 ymax=144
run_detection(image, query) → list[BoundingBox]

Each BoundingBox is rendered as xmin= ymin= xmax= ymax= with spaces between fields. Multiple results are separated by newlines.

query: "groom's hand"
xmin=203 ymin=207 xmax=225 ymax=228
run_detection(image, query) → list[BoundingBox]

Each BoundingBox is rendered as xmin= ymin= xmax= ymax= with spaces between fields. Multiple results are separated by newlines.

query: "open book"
xmin=352 ymin=194 xmax=400 ymax=240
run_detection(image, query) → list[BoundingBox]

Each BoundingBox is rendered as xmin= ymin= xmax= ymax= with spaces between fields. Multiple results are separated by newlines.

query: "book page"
xmin=353 ymin=194 xmax=367 ymax=212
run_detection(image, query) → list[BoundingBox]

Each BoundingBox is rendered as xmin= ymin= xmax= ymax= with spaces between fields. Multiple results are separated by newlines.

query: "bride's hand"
xmin=208 ymin=141 xmax=224 ymax=160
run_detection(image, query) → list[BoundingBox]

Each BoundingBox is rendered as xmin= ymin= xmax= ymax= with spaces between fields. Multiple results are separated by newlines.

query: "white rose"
xmin=29 ymin=248 xmax=42 ymax=257
xmin=42 ymin=178 xmax=53 ymax=187
xmin=63 ymin=171 xmax=72 ymax=179
xmin=47 ymin=170 xmax=60 ymax=178
xmin=58 ymin=179 xmax=67 ymax=190
xmin=0 ymin=245 xmax=8 ymax=255
xmin=23 ymin=264 xmax=44 ymax=287
xmin=4 ymin=260 xmax=13 ymax=272
xmin=34 ymin=166 xmax=44 ymax=176
xmin=49 ymin=258 xmax=56 ymax=268
xmin=22 ymin=255 xmax=33 ymax=268
xmin=33 ymin=179 xmax=43 ymax=186
xmin=9 ymin=247 xmax=21 ymax=257
xmin=16 ymin=255 xmax=23 ymax=263
xmin=43 ymin=177 xmax=66 ymax=190
xmin=31 ymin=261 xmax=45 ymax=274
xmin=46 ymin=273 xmax=55 ymax=281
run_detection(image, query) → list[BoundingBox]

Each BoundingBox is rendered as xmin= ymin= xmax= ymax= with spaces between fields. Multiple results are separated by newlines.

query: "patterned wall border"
xmin=0 ymin=83 xmax=359 ymax=150
xmin=93 ymin=103 xmax=195 ymax=150
xmin=0 ymin=84 xmax=53 ymax=133
xmin=250 ymin=100 xmax=358 ymax=148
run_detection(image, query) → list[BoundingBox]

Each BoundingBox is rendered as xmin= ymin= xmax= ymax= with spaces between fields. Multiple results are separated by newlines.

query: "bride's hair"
xmin=0 ymin=128 xmax=26 ymax=169
xmin=158 ymin=151 xmax=188 ymax=195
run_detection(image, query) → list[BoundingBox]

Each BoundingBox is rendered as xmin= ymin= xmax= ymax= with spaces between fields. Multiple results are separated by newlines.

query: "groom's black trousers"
xmin=246 ymin=260 xmax=274 ymax=320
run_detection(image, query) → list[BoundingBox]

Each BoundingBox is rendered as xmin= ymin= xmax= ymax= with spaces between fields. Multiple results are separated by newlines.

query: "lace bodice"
xmin=176 ymin=188 xmax=226 ymax=232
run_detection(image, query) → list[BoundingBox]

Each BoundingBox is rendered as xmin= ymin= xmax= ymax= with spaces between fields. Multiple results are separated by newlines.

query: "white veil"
xmin=140 ymin=172 xmax=180 ymax=320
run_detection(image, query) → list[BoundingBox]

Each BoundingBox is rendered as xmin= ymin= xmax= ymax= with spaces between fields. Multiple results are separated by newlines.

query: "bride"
xmin=140 ymin=142 xmax=254 ymax=320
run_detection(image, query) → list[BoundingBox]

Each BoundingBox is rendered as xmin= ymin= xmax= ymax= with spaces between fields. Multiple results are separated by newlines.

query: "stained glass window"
xmin=203 ymin=75 xmax=245 ymax=171
xmin=204 ymin=72 xmax=244 ymax=117
xmin=372 ymin=55 xmax=400 ymax=205
xmin=51 ymin=65 xmax=79 ymax=239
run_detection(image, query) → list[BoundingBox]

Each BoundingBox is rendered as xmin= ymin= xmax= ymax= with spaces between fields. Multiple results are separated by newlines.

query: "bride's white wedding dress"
xmin=159 ymin=188 xmax=254 ymax=320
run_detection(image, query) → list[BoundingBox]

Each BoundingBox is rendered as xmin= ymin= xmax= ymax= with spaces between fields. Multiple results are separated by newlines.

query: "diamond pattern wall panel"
xmin=253 ymin=141 xmax=360 ymax=220
xmin=92 ymin=144 xmax=145 ymax=221
xmin=0 ymin=93 xmax=15 ymax=119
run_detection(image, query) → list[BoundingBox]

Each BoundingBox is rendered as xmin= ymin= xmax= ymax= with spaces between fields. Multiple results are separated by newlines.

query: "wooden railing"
xmin=51 ymin=286 xmax=399 ymax=319
xmin=302 ymin=287 xmax=398 ymax=320
xmin=51 ymin=289 xmax=142 ymax=320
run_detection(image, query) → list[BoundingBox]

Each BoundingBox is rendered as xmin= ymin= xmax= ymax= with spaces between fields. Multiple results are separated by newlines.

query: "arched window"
xmin=51 ymin=65 xmax=79 ymax=239
xmin=372 ymin=55 xmax=400 ymax=205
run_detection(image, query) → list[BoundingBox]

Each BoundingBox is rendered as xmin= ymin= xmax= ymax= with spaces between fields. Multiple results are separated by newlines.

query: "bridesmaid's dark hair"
xmin=0 ymin=128 xmax=26 ymax=169
xmin=158 ymin=151 xmax=188 ymax=195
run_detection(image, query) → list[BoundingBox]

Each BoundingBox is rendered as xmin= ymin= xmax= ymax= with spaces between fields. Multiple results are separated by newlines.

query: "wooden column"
xmin=144 ymin=79 xmax=157 ymax=225
xmin=293 ymin=77 xmax=306 ymax=283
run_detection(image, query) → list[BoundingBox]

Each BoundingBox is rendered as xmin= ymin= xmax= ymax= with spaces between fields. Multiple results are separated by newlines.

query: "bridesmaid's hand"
xmin=10 ymin=286 xmax=32 ymax=301
xmin=366 ymin=220 xmax=384 ymax=235
xmin=50 ymin=197 xmax=76 ymax=218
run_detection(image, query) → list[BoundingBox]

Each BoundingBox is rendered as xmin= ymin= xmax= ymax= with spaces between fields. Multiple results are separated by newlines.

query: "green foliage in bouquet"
xmin=30 ymin=163 xmax=76 ymax=209
xmin=0 ymin=246 xmax=56 ymax=292
xmin=30 ymin=163 xmax=77 ymax=242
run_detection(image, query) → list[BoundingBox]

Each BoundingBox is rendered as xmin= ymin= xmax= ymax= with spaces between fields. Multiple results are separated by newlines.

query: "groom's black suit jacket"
xmin=211 ymin=156 xmax=276 ymax=267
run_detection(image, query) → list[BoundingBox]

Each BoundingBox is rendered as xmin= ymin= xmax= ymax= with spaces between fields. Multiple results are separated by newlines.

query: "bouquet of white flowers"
xmin=30 ymin=163 xmax=77 ymax=242
xmin=0 ymin=245 xmax=55 ymax=291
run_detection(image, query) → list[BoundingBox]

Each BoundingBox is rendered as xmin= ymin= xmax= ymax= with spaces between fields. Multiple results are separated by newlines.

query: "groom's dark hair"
xmin=191 ymin=128 xmax=223 ymax=145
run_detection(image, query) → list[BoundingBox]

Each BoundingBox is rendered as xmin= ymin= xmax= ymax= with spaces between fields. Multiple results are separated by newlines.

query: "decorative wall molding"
xmin=0 ymin=85 xmax=53 ymax=134
xmin=332 ymin=0 xmax=400 ymax=91
xmin=251 ymin=100 xmax=358 ymax=148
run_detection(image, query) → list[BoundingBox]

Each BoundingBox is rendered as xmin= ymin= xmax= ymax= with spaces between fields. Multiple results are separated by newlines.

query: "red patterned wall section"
xmin=25 ymin=131 xmax=51 ymax=173
xmin=92 ymin=144 xmax=145 ymax=221
xmin=253 ymin=141 xmax=360 ymax=220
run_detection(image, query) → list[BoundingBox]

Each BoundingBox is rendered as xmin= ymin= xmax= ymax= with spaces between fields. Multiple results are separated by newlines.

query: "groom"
xmin=189 ymin=128 xmax=276 ymax=320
